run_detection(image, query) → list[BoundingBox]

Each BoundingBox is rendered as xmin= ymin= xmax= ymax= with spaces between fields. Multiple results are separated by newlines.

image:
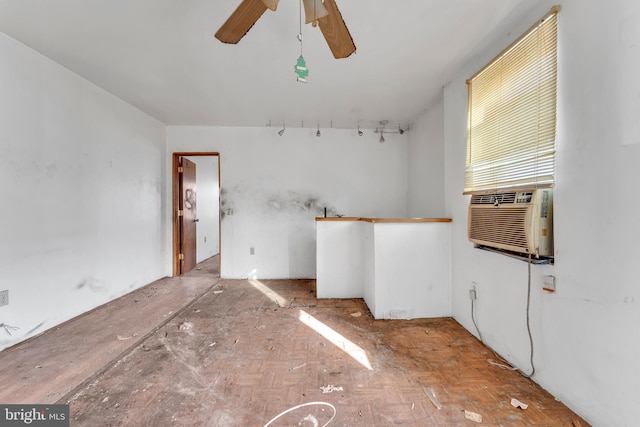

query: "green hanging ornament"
xmin=294 ymin=55 xmax=308 ymax=83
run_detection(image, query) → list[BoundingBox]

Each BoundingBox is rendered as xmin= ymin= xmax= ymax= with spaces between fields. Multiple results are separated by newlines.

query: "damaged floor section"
xmin=0 ymin=256 xmax=589 ymax=426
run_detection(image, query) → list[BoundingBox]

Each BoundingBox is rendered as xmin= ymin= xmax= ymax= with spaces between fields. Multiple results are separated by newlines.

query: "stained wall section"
xmin=167 ymin=126 xmax=410 ymax=279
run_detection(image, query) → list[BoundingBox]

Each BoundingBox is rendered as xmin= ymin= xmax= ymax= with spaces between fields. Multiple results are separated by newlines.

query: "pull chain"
xmin=298 ymin=0 xmax=303 ymax=54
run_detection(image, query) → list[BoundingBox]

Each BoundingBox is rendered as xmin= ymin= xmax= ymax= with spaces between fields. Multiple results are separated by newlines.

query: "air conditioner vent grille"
xmin=470 ymin=192 xmax=516 ymax=205
xmin=469 ymin=206 xmax=529 ymax=251
xmin=468 ymin=189 xmax=553 ymax=257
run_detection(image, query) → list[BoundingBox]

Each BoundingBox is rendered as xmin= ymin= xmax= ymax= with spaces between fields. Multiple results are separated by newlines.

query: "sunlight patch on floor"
xmin=248 ymin=279 xmax=290 ymax=308
xmin=299 ymin=309 xmax=372 ymax=371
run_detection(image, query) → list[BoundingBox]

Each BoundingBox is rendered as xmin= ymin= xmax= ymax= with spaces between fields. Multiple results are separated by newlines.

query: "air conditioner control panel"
xmin=516 ymin=192 xmax=533 ymax=203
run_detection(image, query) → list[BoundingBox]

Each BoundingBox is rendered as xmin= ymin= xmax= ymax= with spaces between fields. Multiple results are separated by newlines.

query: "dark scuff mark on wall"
xmin=26 ymin=322 xmax=45 ymax=335
xmin=0 ymin=323 xmax=19 ymax=336
xmin=220 ymin=187 xmax=235 ymax=219
xmin=75 ymin=277 xmax=107 ymax=293
xmin=266 ymin=192 xmax=338 ymax=217
xmin=220 ymin=187 xmax=227 ymax=219
xmin=45 ymin=163 xmax=58 ymax=178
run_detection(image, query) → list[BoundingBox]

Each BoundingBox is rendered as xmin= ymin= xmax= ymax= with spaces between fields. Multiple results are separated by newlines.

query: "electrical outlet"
xmin=0 ymin=290 xmax=8 ymax=307
xmin=250 ymin=247 xmax=255 ymax=255
xmin=469 ymin=281 xmax=478 ymax=300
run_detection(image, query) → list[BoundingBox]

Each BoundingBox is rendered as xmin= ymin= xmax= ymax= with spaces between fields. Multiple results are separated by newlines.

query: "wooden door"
xmin=179 ymin=157 xmax=198 ymax=273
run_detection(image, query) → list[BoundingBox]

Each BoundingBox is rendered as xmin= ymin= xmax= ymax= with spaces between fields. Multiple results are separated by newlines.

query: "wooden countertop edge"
xmin=315 ymin=217 xmax=452 ymax=223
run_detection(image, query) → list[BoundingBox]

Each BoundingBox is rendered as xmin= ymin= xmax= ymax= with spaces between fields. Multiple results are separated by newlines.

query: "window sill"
xmin=475 ymin=245 xmax=554 ymax=265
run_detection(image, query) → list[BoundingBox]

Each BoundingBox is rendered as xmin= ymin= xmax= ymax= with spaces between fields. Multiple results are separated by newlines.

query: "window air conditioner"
xmin=468 ymin=189 xmax=553 ymax=257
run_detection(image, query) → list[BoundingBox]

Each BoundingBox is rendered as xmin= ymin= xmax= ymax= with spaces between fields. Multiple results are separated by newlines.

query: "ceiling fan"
xmin=215 ymin=0 xmax=356 ymax=59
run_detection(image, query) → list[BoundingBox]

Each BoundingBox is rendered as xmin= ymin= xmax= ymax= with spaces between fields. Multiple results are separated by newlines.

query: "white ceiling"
xmin=0 ymin=0 xmax=530 ymax=128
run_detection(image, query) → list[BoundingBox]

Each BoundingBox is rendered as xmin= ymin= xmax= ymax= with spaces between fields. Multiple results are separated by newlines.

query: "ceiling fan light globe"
xmin=302 ymin=0 xmax=329 ymax=24
xmin=260 ymin=0 xmax=279 ymax=11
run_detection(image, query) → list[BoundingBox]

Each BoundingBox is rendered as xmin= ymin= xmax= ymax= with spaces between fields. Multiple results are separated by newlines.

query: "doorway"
xmin=172 ymin=152 xmax=220 ymax=276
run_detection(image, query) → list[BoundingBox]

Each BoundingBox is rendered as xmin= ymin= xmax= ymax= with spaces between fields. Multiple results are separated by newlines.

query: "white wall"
xmin=316 ymin=220 xmax=365 ymax=298
xmin=440 ymin=1 xmax=640 ymax=425
xmin=186 ymin=156 xmax=220 ymax=263
xmin=372 ymin=223 xmax=451 ymax=319
xmin=408 ymin=100 xmax=445 ymax=217
xmin=0 ymin=32 xmax=169 ymax=350
xmin=167 ymin=126 xmax=409 ymax=279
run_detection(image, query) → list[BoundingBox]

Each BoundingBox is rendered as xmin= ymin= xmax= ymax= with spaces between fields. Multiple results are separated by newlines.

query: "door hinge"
xmin=178 ymin=166 xmax=184 ymax=173
xmin=178 ymin=254 xmax=184 ymax=260
xmin=178 ymin=210 xmax=184 ymax=217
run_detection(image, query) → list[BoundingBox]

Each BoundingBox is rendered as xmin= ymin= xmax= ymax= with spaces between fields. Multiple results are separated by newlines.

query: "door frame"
xmin=171 ymin=152 xmax=221 ymax=276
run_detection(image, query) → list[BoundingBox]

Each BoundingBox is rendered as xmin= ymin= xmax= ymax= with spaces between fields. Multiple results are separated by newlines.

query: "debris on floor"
xmin=289 ymin=363 xmax=306 ymax=371
xmin=263 ymin=401 xmax=337 ymax=427
xmin=488 ymin=358 xmax=518 ymax=370
xmin=464 ymin=410 xmax=483 ymax=423
xmin=302 ymin=414 xmax=319 ymax=425
xmin=511 ymin=397 xmax=529 ymax=409
xmin=350 ymin=312 xmax=362 ymax=317
xmin=423 ymin=387 xmax=442 ymax=410
xmin=178 ymin=322 xmax=193 ymax=331
xmin=320 ymin=385 xmax=343 ymax=394
xmin=116 ymin=333 xmax=139 ymax=341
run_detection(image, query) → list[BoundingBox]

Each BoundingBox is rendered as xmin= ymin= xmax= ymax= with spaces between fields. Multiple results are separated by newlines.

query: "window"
xmin=465 ymin=7 xmax=559 ymax=194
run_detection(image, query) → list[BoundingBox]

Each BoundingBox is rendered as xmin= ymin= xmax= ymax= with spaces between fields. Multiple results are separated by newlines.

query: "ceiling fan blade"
xmin=317 ymin=0 xmax=356 ymax=59
xmin=215 ymin=0 xmax=269 ymax=44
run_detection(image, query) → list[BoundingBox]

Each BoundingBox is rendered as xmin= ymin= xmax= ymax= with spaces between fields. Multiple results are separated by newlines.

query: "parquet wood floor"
xmin=0 ymin=256 xmax=589 ymax=426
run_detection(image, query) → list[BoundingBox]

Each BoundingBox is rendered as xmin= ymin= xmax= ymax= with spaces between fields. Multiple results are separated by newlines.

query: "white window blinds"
xmin=465 ymin=7 xmax=559 ymax=194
